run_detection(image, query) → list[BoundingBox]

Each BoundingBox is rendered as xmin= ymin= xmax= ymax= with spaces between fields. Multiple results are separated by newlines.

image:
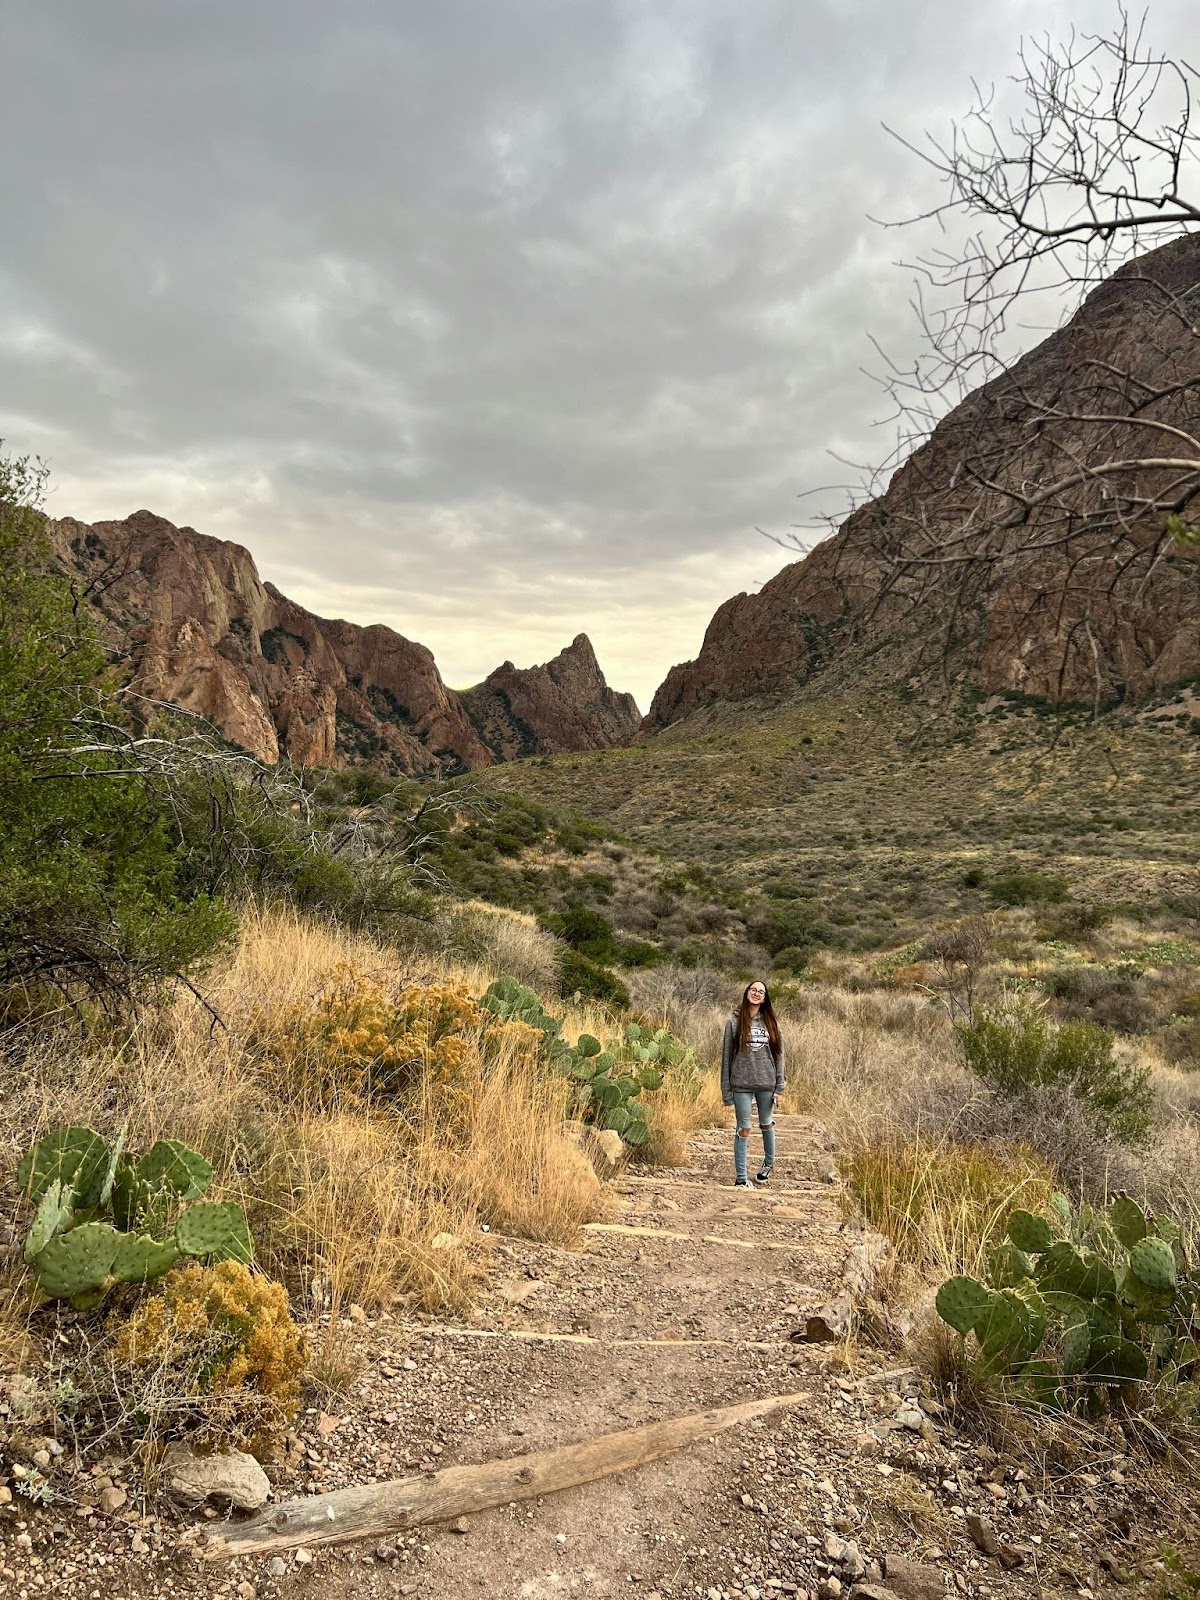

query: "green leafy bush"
xmin=557 ymin=948 xmax=630 ymax=1007
xmin=618 ymin=938 xmax=666 ymax=968
xmin=0 ymin=453 xmax=236 ymax=1012
xmin=957 ymin=999 xmax=1153 ymax=1144
xmin=15 ymin=1126 xmax=253 ymax=1308
xmin=988 ymin=872 xmax=1069 ymax=907
xmin=539 ymin=906 xmax=618 ymax=962
xmin=935 ymin=1193 xmax=1199 ymax=1412
xmin=754 ymin=899 xmax=840 ymax=957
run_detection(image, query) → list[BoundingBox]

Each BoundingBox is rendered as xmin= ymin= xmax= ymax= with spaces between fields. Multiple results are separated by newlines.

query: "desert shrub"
xmin=0 ymin=453 xmax=234 ymax=1012
xmin=1042 ymin=966 xmax=1158 ymax=1033
xmin=618 ymin=937 xmax=666 ymax=968
xmin=988 ymin=872 xmax=1069 ymax=907
xmin=442 ymin=902 xmax=562 ymax=990
xmin=1037 ymin=902 xmax=1112 ymax=939
xmin=770 ymin=945 xmax=812 ymax=975
xmin=1159 ymin=1018 xmax=1200 ymax=1068
xmin=752 ymin=900 xmax=839 ymax=957
xmin=112 ymin=1260 xmax=307 ymax=1455
xmin=557 ymin=948 xmax=630 ymax=1008
xmin=958 ymin=999 xmax=1153 ymax=1144
xmin=258 ymin=966 xmax=538 ymax=1111
xmin=540 ymin=905 xmax=618 ymax=962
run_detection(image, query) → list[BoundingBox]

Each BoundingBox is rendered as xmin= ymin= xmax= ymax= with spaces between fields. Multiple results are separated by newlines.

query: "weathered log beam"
xmin=203 ymin=1389 xmax=810 ymax=1561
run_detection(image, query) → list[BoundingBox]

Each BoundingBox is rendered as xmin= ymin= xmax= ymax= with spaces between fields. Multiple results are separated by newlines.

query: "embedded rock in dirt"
xmin=559 ymin=1120 xmax=625 ymax=1180
xmin=880 ymin=1553 xmax=948 ymax=1599
xmin=163 ymin=1442 xmax=270 ymax=1510
xmin=48 ymin=512 xmax=640 ymax=773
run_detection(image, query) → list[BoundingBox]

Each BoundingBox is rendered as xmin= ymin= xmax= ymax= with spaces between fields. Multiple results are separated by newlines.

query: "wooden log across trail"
xmin=203 ymin=1390 xmax=811 ymax=1561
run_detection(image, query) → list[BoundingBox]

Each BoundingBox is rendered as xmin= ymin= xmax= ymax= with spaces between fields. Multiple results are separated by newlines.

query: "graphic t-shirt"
xmin=748 ymin=1016 xmax=770 ymax=1053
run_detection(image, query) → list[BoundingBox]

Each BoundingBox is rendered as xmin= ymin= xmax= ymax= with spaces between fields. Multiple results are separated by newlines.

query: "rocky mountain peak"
xmin=459 ymin=633 xmax=641 ymax=762
xmin=647 ymin=233 xmax=1200 ymax=731
xmin=49 ymin=512 xmax=639 ymax=773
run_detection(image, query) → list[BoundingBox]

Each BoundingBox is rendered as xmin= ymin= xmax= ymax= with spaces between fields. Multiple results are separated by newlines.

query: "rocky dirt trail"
xmin=0 ymin=1116 xmax=1182 ymax=1600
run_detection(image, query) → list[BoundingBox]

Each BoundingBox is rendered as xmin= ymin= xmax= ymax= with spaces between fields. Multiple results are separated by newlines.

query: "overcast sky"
xmin=2 ymin=2 xmax=1198 ymax=709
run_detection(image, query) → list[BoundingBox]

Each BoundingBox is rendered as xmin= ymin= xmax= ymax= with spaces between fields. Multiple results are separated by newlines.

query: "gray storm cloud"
xmin=3 ymin=0 xmax=1198 ymax=706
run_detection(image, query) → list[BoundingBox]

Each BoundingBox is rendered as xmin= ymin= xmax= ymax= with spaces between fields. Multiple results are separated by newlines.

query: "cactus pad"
xmin=17 ymin=1127 xmax=109 ymax=1208
xmin=112 ymin=1233 xmax=181 ymax=1284
xmin=1006 ymin=1209 xmax=1054 ymax=1254
xmin=135 ymin=1140 xmax=212 ymax=1201
xmin=1078 ymin=1251 xmax=1117 ymax=1301
xmin=1129 ymin=1236 xmax=1177 ymax=1293
xmin=987 ymin=1241 xmax=1032 ymax=1290
xmin=1034 ymin=1242 xmax=1090 ymax=1296
xmin=24 ymin=1179 xmax=76 ymax=1263
xmin=1049 ymin=1192 xmax=1074 ymax=1234
xmin=175 ymin=1200 xmax=234 ymax=1258
xmin=1060 ymin=1320 xmax=1092 ymax=1376
xmin=935 ymin=1275 xmax=993 ymax=1335
xmin=1086 ymin=1335 xmax=1148 ymax=1386
xmin=1020 ymin=1358 xmax=1063 ymax=1407
xmin=34 ymin=1222 xmax=121 ymax=1299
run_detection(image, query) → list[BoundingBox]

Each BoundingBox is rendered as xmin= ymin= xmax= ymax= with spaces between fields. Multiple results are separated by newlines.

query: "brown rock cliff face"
xmin=460 ymin=634 xmax=642 ymax=760
xmin=50 ymin=511 xmax=636 ymax=772
xmin=647 ymin=235 xmax=1200 ymax=730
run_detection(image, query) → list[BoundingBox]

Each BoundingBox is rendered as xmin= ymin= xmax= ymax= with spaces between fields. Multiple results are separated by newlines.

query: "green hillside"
xmin=485 ymin=684 xmax=1200 ymax=966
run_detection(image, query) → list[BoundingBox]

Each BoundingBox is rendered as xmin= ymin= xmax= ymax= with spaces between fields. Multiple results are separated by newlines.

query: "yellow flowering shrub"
xmin=258 ymin=965 xmax=541 ymax=1117
xmin=113 ymin=1261 xmax=308 ymax=1455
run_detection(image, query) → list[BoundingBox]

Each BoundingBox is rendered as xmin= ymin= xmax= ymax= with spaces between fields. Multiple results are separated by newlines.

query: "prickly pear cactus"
xmin=112 ymin=1233 xmax=181 ymax=1285
xmin=176 ymin=1201 xmax=254 ymax=1264
xmin=480 ymin=978 xmax=564 ymax=1046
xmin=1129 ymin=1236 xmax=1177 ymax=1293
xmin=987 ymin=1241 xmax=1032 ymax=1290
xmin=935 ymin=1275 xmax=993 ymax=1335
xmin=136 ymin=1140 xmax=213 ymax=1202
xmin=936 ymin=1190 xmax=1194 ymax=1409
xmin=34 ymin=1222 xmax=122 ymax=1300
xmin=24 ymin=1179 xmax=76 ymax=1263
xmin=15 ymin=1127 xmax=243 ymax=1306
xmin=1006 ymin=1209 xmax=1054 ymax=1254
xmin=17 ymin=1127 xmax=110 ymax=1209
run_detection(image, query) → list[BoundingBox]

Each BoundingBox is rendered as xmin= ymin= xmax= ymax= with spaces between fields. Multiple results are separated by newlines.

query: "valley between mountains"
xmin=4 ymin=220 xmax=1200 ymax=1600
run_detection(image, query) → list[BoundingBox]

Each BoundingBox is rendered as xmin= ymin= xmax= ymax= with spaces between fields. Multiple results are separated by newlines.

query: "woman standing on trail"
xmin=720 ymin=980 xmax=785 ymax=1187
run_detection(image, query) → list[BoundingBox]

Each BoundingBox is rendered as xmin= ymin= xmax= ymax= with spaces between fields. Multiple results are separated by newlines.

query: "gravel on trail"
xmin=1 ymin=1115 xmax=1190 ymax=1599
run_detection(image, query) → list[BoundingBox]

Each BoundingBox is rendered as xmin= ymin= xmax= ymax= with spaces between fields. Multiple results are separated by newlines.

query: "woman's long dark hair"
xmin=737 ymin=982 xmax=781 ymax=1058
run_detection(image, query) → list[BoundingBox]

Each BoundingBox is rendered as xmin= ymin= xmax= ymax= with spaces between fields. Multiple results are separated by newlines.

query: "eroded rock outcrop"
xmin=647 ymin=235 xmax=1200 ymax=730
xmin=460 ymin=634 xmax=641 ymax=760
xmin=50 ymin=511 xmax=637 ymax=772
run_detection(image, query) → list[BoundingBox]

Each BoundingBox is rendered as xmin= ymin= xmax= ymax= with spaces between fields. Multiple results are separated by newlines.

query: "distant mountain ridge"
xmin=648 ymin=234 xmax=1200 ymax=732
xmin=50 ymin=510 xmax=641 ymax=773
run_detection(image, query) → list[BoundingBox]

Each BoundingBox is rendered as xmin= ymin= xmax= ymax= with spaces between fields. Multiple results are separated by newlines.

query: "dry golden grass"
xmin=438 ymin=900 xmax=562 ymax=992
xmin=645 ymin=1068 xmax=725 ymax=1165
xmin=0 ymin=907 xmax=612 ymax=1356
xmin=840 ymin=1132 xmax=1055 ymax=1278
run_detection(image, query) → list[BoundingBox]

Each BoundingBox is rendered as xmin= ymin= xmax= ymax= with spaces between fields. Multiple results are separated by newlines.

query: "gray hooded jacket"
xmin=720 ymin=1010 xmax=785 ymax=1105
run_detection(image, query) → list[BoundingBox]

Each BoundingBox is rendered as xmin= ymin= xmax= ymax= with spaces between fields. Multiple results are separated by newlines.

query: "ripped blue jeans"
xmin=733 ymin=1089 xmax=776 ymax=1182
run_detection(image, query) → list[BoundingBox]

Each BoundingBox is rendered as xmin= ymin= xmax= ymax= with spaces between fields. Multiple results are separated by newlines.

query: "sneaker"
xmin=755 ymin=1163 xmax=773 ymax=1184
xmin=733 ymin=1178 xmax=751 ymax=1188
